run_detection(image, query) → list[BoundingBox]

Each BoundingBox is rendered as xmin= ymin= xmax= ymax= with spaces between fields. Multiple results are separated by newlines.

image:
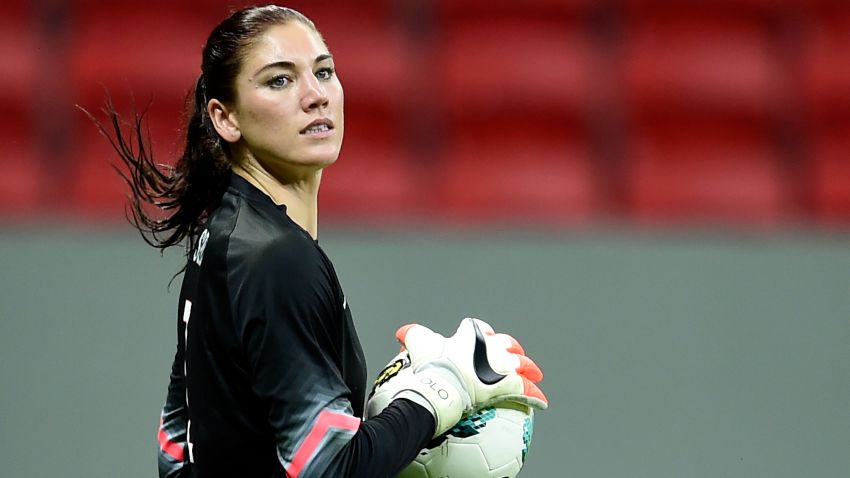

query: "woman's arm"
xmin=157 ymin=342 xmax=190 ymax=478
xmin=234 ymin=238 xmax=435 ymax=477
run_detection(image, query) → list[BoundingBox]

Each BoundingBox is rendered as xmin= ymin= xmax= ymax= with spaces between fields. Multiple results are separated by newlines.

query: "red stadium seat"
xmin=0 ymin=4 xmax=42 ymax=217
xmin=280 ymin=1 xmax=424 ymax=222
xmin=434 ymin=0 xmax=596 ymax=19
xmin=319 ymin=120 xmax=424 ymax=222
xmin=319 ymin=147 xmax=423 ymax=222
xmin=430 ymin=7 xmax=602 ymax=223
xmin=0 ymin=122 xmax=42 ymax=218
xmin=68 ymin=1 xmax=425 ymax=222
xmin=69 ymin=150 xmax=129 ymax=220
xmin=67 ymin=2 xmax=213 ymax=218
xmin=624 ymin=0 xmax=788 ymax=13
xmin=623 ymin=12 xmax=787 ymax=121
xmin=286 ymin=2 xmax=415 ymax=114
xmin=804 ymin=0 xmax=850 ymax=12
xmin=802 ymin=9 xmax=850 ymax=120
xmin=286 ymin=1 xmax=429 ymax=222
xmin=71 ymin=105 xmax=186 ymax=219
xmin=68 ymin=3 xmax=211 ymax=118
xmin=436 ymin=18 xmax=597 ymax=123
xmin=800 ymin=3 xmax=850 ymax=226
xmin=312 ymin=10 xmax=418 ymax=165
xmin=436 ymin=127 xmax=599 ymax=224
xmin=626 ymin=122 xmax=789 ymax=225
xmin=280 ymin=0 xmax=423 ymax=158
xmin=0 ymin=4 xmax=38 ymax=113
xmin=807 ymin=123 xmax=850 ymax=225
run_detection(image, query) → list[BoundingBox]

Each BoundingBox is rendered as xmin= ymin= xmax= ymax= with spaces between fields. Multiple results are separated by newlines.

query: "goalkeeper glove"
xmin=390 ymin=318 xmax=548 ymax=436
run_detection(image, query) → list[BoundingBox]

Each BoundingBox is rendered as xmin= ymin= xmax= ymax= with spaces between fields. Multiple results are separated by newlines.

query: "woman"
xmin=98 ymin=5 xmax=546 ymax=477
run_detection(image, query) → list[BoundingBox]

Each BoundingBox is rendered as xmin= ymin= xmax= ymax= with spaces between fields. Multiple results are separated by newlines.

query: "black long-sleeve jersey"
xmin=157 ymin=174 xmax=434 ymax=478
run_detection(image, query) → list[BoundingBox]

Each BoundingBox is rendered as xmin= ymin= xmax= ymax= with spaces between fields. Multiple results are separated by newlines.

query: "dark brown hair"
xmin=88 ymin=5 xmax=318 ymax=261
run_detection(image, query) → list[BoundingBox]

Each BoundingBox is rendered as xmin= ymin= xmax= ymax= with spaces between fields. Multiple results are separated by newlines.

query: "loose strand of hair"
xmin=78 ymin=93 xmax=187 ymax=252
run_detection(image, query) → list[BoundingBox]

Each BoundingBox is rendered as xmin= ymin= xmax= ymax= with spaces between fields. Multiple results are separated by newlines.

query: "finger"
xmin=522 ymin=377 xmax=549 ymax=408
xmin=395 ymin=323 xmax=418 ymax=343
xmin=493 ymin=333 xmax=525 ymax=355
xmin=399 ymin=324 xmax=441 ymax=345
xmin=515 ymin=354 xmax=543 ymax=382
xmin=396 ymin=324 xmax=445 ymax=363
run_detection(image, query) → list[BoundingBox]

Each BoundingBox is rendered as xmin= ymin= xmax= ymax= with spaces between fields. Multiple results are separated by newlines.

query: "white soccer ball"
xmin=367 ymin=352 xmax=535 ymax=478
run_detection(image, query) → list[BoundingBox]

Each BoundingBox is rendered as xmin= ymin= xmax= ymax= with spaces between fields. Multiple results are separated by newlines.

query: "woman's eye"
xmin=267 ymin=75 xmax=290 ymax=88
xmin=316 ymin=67 xmax=335 ymax=81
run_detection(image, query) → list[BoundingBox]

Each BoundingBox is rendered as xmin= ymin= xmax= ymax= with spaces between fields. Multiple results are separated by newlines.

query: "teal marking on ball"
xmin=447 ymin=407 xmax=497 ymax=438
xmin=522 ymin=415 xmax=534 ymax=463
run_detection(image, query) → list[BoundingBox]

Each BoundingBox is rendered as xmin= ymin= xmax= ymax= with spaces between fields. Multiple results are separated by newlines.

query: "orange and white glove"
xmin=391 ymin=318 xmax=547 ymax=436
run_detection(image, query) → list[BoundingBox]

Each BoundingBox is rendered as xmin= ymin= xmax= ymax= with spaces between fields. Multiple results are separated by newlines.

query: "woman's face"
xmin=228 ymin=21 xmax=344 ymax=173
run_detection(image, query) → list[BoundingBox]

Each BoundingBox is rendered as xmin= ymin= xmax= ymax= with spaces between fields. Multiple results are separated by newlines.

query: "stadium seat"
xmin=279 ymin=1 xmax=423 ymax=222
xmin=801 ymin=8 xmax=850 ymax=120
xmin=67 ymin=2 xmax=213 ymax=218
xmin=436 ymin=125 xmax=599 ymax=224
xmin=625 ymin=121 xmax=789 ymax=225
xmin=68 ymin=2 xmax=211 ymax=116
xmin=274 ymin=0 xmax=421 ymax=134
xmin=799 ymin=2 xmax=850 ymax=226
xmin=435 ymin=17 xmax=597 ymax=123
xmin=622 ymin=11 xmax=787 ymax=121
xmin=434 ymin=0 xmax=595 ymax=19
xmin=319 ymin=119 xmax=424 ymax=222
xmin=624 ymin=0 xmax=786 ymax=13
xmin=288 ymin=1 xmax=428 ymax=222
xmin=68 ymin=3 xmax=214 ymax=91
xmin=0 ymin=3 xmax=38 ymax=114
xmin=0 ymin=122 xmax=42 ymax=218
xmin=67 ymin=1 xmax=426 ymax=222
xmin=285 ymin=1 xmax=415 ymax=115
xmin=807 ymin=123 xmax=850 ymax=225
xmin=0 ymin=3 xmax=42 ymax=217
xmin=429 ymin=7 xmax=601 ymax=223
xmin=804 ymin=0 xmax=850 ymax=11
xmin=71 ymin=105 xmax=186 ymax=219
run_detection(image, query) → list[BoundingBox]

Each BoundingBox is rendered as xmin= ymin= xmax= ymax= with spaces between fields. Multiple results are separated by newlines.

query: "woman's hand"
xmin=397 ymin=318 xmax=548 ymax=411
xmin=382 ymin=318 xmax=548 ymax=437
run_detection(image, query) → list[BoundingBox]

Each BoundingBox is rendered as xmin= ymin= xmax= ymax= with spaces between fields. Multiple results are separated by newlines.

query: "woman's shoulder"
xmin=195 ymin=190 xmax=320 ymax=277
xmin=227 ymin=210 xmax=325 ymax=279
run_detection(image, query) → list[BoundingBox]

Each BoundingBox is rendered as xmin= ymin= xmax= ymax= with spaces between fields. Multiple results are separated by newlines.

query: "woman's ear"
xmin=207 ymin=99 xmax=241 ymax=143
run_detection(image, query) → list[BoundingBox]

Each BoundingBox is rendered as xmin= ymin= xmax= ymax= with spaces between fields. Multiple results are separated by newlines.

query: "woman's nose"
xmin=301 ymin=76 xmax=329 ymax=111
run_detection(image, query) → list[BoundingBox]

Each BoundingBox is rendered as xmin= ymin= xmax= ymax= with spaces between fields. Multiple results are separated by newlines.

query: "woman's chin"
xmin=308 ymin=151 xmax=340 ymax=170
xmin=307 ymin=149 xmax=342 ymax=169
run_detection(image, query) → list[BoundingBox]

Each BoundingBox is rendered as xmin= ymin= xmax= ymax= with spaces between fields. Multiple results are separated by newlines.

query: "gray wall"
xmin=1 ymin=228 xmax=848 ymax=477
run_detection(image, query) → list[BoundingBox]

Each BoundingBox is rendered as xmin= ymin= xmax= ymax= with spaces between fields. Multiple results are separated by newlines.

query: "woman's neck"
xmin=231 ymin=160 xmax=321 ymax=240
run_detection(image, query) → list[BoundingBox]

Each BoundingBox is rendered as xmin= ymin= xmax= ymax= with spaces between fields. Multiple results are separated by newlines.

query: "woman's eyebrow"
xmin=252 ymin=54 xmax=333 ymax=78
xmin=254 ymin=60 xmax=296 ymax=77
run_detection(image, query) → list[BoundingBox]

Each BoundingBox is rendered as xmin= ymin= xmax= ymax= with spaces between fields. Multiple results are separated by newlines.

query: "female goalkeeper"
xmin=97 ymin=5 xmax=547 ymax=477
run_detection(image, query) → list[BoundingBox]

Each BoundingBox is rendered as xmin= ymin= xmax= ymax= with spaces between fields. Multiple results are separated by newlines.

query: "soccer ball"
xmin=400 ymin=403 xmax=534 ymax=478
xmin=366 ymin=352 xmax=535 ymax=478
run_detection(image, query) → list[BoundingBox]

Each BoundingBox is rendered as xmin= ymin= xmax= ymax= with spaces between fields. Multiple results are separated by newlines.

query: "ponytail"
xmin=86 ymin=75 xmax=230 ymax=261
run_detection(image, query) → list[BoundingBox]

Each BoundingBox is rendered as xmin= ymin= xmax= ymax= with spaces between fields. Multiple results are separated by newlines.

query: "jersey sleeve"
xmin=157 ymin=339 xmax=190 ymax=478
xmin=230 ymin=237 xmax=433 ymax=477
xmin=330 ymin=398 xmax=435 ymax=478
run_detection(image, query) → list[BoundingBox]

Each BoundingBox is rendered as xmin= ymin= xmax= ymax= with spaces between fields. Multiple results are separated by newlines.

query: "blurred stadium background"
xmin=1 ymin=1 xmax=848 ymax=477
